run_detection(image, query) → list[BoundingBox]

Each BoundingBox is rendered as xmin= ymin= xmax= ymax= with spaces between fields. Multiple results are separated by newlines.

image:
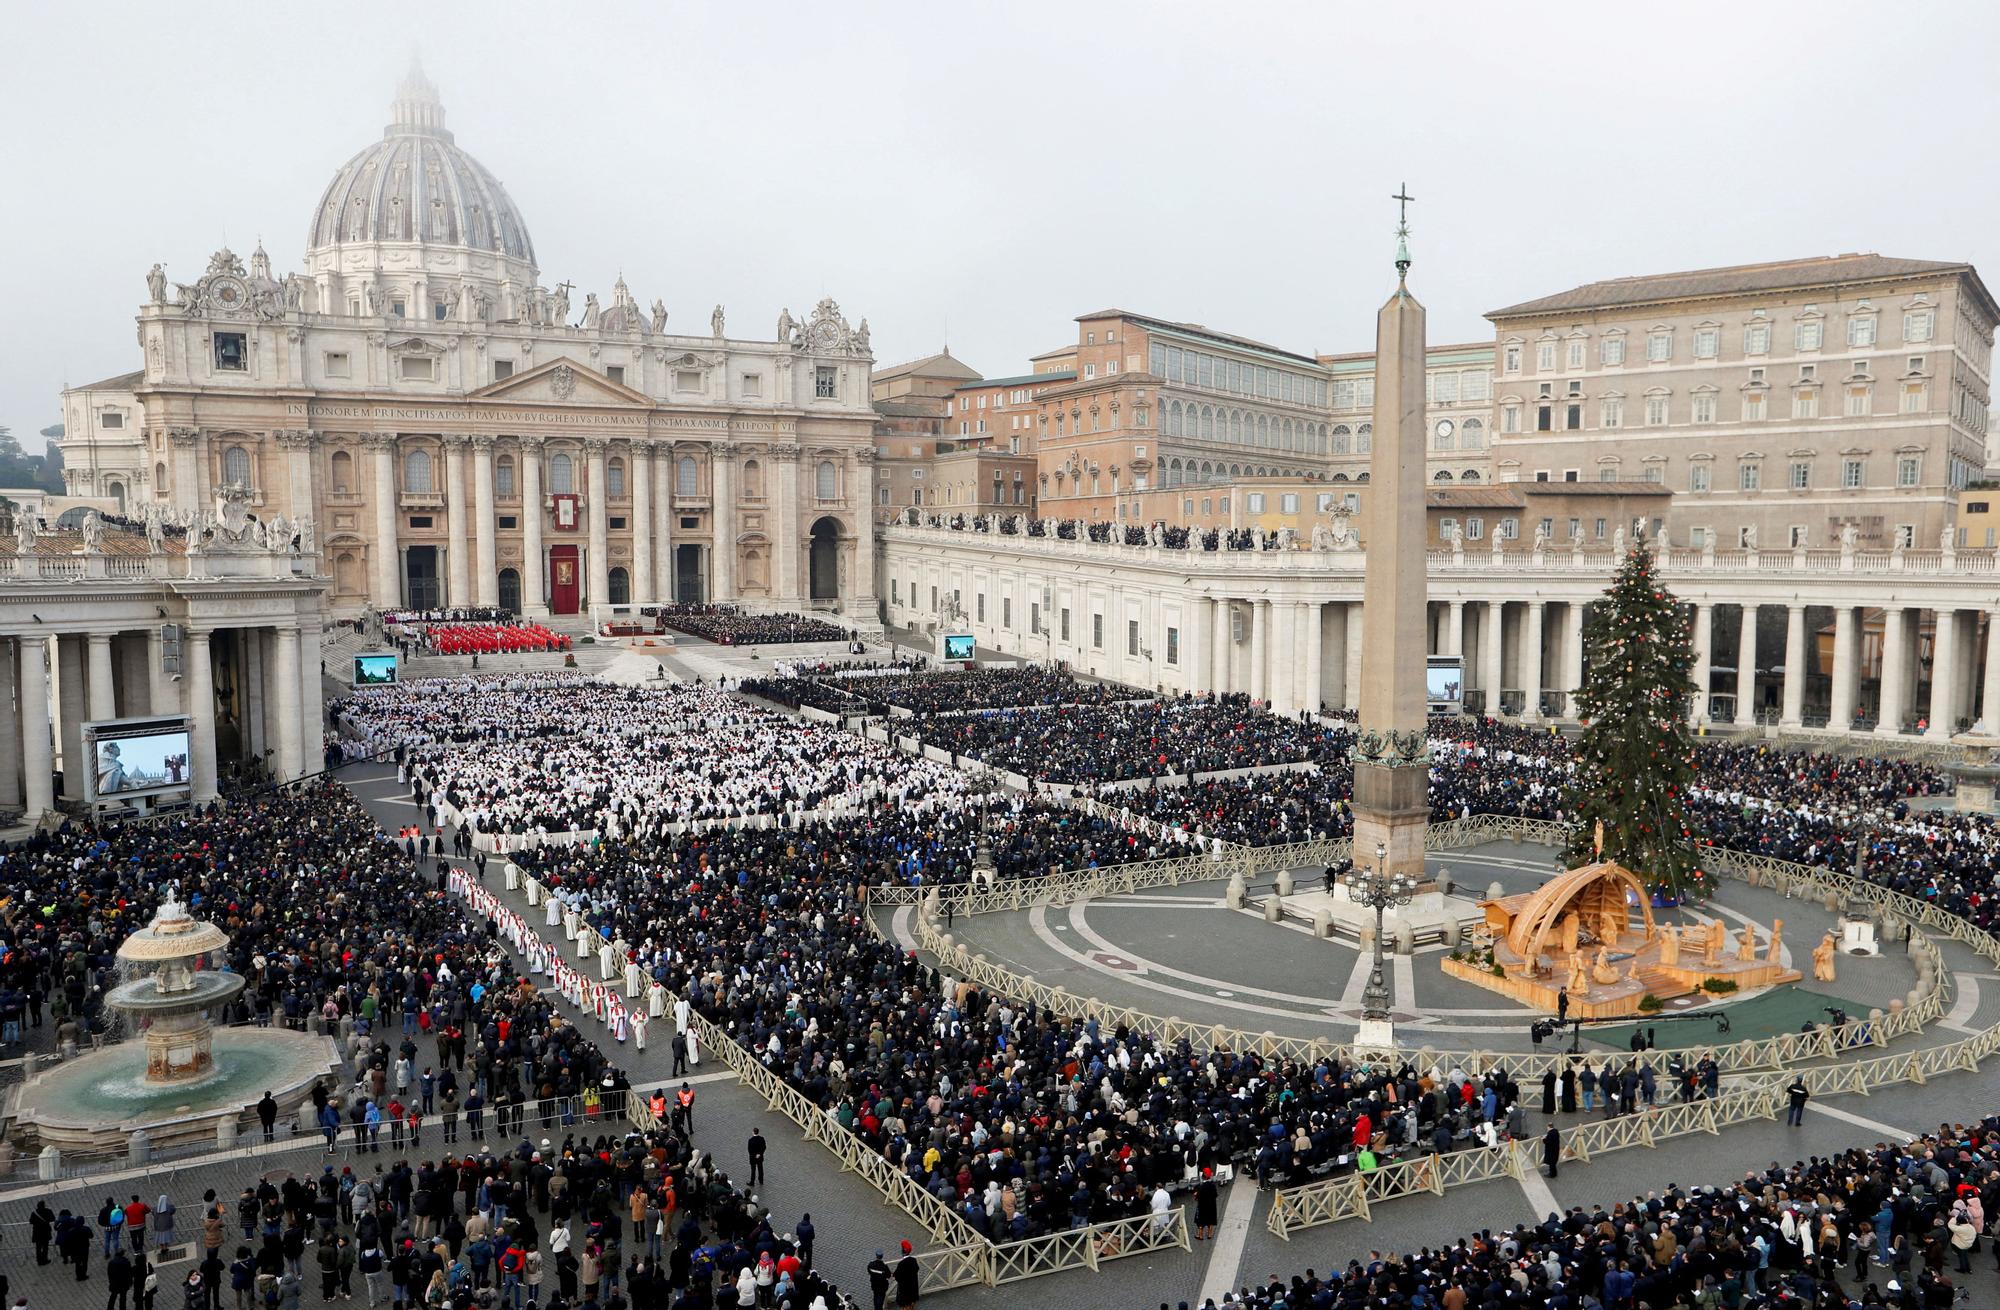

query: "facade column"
xmin=149 ymin=625 xmax=181 ymax=716
xmin=1877 ymin=608 xmax=1908 ymax=735
xmin=585 ymin=438 xmax=611 ymax=611
xmin=1735 ymin=604 xmax=1758 ymax=726
xmin=851 ymin=450 xmax=879 ymax=620
xmin=472 ymin=435 xmax=498 ymax=609
xmin=367 ymin=434 xmax=401 ymax=608
xmin=1780 ymin=603 xmax=1807 ymax=728
xmin=186 ymin=629 xmax=217 ymax=802
xmin=712 ymin=443 xmax=736 ymax=601
xmin=630 ymin=439 xmax=655 ymax=605
xmin=300 ymin=619 xmax=323 ymax=767
xmin=654 ymin=444 xmax=676 ymax=606
xmin=274 ymin=625 xmax=303 ymax=781
xmin=1249 ymin=599 xmax=1269 ymax=705
xmin=774 ymin=444 xmax=802 ymax=605
xmin=1210 ymin=600 xmax=1233 ymax=695
xmin=1981 ymin=611 xmax=2000 ymax=734
xmin=1484 ymin=600 xmax=1505 ymax=716
xmin=1563 ymin=602 xmax=1585 ymax=718
xmin=282 ymin=429 xmax=318 ymax=522
xmin=520 ymin=437 xmax=547 ymax=617
xmin=19 ymin=636 xmax=53 ymax=818
xmin=1268 ymin=602 xmax=1297 ymax=715
xmin=1446 ymin=599 xmax=1466 ymax=656
xmin=1828 ymin=606 xmax=1857 ymax=733
xmin=1343 ymin=601 xmax=1364 ymax=711
xmin=1957 ymin=614 xmax=1981 ymax=728
xmin=243 ymin=630 xmax=267 ymax=768
xmin=0 ymin=640 xmax=18 ymax=810
xmin=1690 ymin=602 xmax=1714 ymax=724
xmin=116 ymin=634 xmax=149 ymax=717
xmin=170 ymin=428 xmax=203 ymax=514
xmin=1301 ymin=602 xmax=1323 ymax=717
xmin=1189 ymin=597 xmax=1212 ymax=696
xmin=1927 ymin=608 xmax=1959 ymax=738
xmin=444 ymin=435 xmax=471 ymax=608
xmin=1520 ymin=601 xmax=1545 ymax=723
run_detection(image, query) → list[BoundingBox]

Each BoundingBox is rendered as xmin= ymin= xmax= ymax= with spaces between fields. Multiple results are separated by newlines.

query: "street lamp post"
xmin=1345 ymin=840 xmax=1415 ymax=1046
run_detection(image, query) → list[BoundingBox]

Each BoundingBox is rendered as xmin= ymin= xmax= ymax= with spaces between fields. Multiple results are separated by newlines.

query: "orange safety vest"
xmin=676 ymin=1089 xmax=694 ymax=1109
xmin=649 ymin=1094 xmax=667 ymax=1120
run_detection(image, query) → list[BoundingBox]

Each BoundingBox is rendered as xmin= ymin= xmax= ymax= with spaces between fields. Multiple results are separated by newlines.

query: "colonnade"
xmin=0 ymin=621 xmax=325 ymax=817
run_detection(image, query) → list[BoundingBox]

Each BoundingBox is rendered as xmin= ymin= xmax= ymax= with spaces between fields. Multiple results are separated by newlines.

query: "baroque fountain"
xmin=5 ymin=893 xmax=339 ymax=1157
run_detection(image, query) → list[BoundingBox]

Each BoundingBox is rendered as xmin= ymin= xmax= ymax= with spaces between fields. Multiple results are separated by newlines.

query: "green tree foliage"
xmin=1561 ymin=535 xmax=1708 ymax=902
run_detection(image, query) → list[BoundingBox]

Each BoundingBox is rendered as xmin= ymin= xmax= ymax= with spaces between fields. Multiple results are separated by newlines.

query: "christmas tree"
xmin=1562 ymin=532 xmax=1708 ymax=902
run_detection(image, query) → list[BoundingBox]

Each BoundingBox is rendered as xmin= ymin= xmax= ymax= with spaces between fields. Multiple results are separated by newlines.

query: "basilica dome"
xmin=306 ymin=65 xmax=537 ymax=274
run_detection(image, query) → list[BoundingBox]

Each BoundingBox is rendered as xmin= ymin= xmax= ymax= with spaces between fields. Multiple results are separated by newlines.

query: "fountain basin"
xmin=6 ymin=1026 xmax=341 ymax=1155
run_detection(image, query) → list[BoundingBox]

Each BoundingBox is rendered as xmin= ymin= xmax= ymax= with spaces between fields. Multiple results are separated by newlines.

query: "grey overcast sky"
xmin=5 ymin=0 xmax=1999 ymax=447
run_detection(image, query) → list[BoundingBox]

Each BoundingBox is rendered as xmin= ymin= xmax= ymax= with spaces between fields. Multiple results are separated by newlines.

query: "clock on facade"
xmin=1434 ymin=419 xmax=1454 ymax=439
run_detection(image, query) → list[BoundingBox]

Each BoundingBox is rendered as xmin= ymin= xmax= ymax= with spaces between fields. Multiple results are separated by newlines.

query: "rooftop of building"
xmin=1316 ymin=342 xmax=1494 ymax=365
xmin=870 ymin=398 xmax=946 ymax=418
xmin=1512 ymin=479 xmax=1676 ymax=497
xmin=1487 ymin=252 xmax=1996 ymax=321
xmin=870 ymin=349 xmax=982 ymax=383
xmin=1028 ymin=344 xmax=1077 ymax=362
xmin=71 ymin=369 xmax=146 ymax=394
xmin=954 ymin=369 xmax=1075 ymax=391
xmin=1427 ymin=487 xmax=1526 ymax=509
xmin=1074 ymin=309 xmax=1322 ymax=367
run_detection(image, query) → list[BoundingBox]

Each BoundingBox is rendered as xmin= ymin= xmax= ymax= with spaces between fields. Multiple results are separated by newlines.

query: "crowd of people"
xmin=399 ymin=622 xmax=572 ymax=657
xmin=741 ymin=665 xmax=1143 ymax=719
xmin=659 ymin=606 xmax=851 ymax=646
xmin=27 ymin=1116 xmax=869 ymax=1310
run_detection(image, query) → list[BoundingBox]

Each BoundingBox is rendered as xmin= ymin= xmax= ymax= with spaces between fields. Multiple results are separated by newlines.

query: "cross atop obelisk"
xmin=1392 ymin=183 xmax=1414 ymax=282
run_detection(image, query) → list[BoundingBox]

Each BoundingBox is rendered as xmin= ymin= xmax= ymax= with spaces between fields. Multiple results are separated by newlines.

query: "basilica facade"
xmin=68 ymin=67 xmax=880 ymax=623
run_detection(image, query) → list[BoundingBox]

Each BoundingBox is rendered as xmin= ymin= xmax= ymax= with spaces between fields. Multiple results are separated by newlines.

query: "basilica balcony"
xmin=399 ymin=490 xmax=446 ymax=510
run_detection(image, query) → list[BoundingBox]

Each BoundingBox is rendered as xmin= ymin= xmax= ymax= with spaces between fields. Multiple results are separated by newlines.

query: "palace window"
xmin=324 ymin=352 xmax=352 ymax=379
xmin=496 ymin=456 xmax=516 ymax=496
xmin=607 ymin=459 xmax=626 ymax=497
xmin=1843 ymin=458 xmax=1865 ymax=488
xmin=1796 ymin=319 xmax=1823 ymax=351
xmin=492 ymin=360 xmax=513 ymax=380
xmin=1744 ymin=323 xmax=1770 ymax=354
xmin=677 ymin=455 xmax=698 ymax=497
xmin=1849 ymin=315 xmax=1877 ymax=346
xmin=1903 ymin=310 xmax=1934 ymax=342
xmin=1600 ymin=336 xmax=1626 ymax=366
xmin=1646 ymin=331 xmax=1671 ymax=362
xmin=1692 ymin=393 xmax=1716 ymax=424
xmin=404 ymin=448 xmax=434 ymax=493
xmin=549 ymin=452 xmax=573 ymax=493
xmin=1790 ymin=460 xmax=1811 ymax=490
xmin=1739 ymin=462 xmax=1760 ymax=491
xmin=1689 ymin=465 xmax=1711 ymax=493
xmin=1536 ymin=342 xmax=1556 ymax=372
xmin=223 ymin=445 xmax=251 ymax=487
xmin=1693 ymin=327 xmax=1719 ymax=358
xmin=1897 ymin=456 xmax=1921 ymax=487
xmin=816 ymin=460 xmax=838 ymax=499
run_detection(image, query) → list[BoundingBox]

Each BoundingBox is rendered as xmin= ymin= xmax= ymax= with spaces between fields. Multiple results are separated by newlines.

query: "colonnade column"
xmin=300 ymin=620 xmax=323 ymax=764
xmin=86 ymin=631 xmax=118 ymax=728
xmin=630 ymin=439 xmax=654 ymax=605
xmin=366 ymin=434 xmax=402 ymax=608
xmin=1483 ymin=600 xmax=1505 ymax=715
xmin=444 ymin=435 xmax=471 ymax=607
xmin=1982 ymin=611 xmax=2000 ymax=734
xmin=654 ymin=445 xmax=677 ymax=606
xmin=1563 ymin=602 xmax=1585 ymax=718
xmin=0 ymin=640 xmax=18 ymax=809
xmin=1779 ymin=604 xmax=1807 ymax=728
xmin=274 ymin=625 xmax=303 ymax=782
xmin=1877 ymin=608 xmax=1907 ymax=736
xmin=1446 ymin=600 xmax=1466 ymax=656
xmin=472 ymin=436 xmax=498 ymax=609
xmin=1210 ymin=600 xmax=1233 ymax=695
xmin=1520 ymin=602 xmax=1545 ymax=723
xmin=1690 ymin=603 xmax=1713 ymax=724
xmin=1735 ymin=605 xmax=1758 ymax=726
xmin=1343 ymin=602 xmax=1364 ymax=711
xmin=774 ymin=444 xmax=801 ymax=604
xmin=1927 ymin=608 xmax=1959 ymax=738
xmin=1828 ymin=606 xmax=1857 ymax=733
xmin=521 ymin=437 xmax=547 ymax=617
xmin=1266 ymin=603 xmax=1295 ymax=714
xmin=56 ymin=637 xmax=86 ymax=802
xmin=585 ymin=438 xmax=610 ymax=611
xmin=149 ymin=626 xmax=181 ymax=717
xmin=1249 ymin=599 xmax=1269 ymax=705
xmin=712 ymin=444 xmax=737 ymax=601
xmin=19 ymin=636 xmax=53 ymax=818
xmin=186 ymin=629 xmax=217 ymax=803
xmin=1301 ymin=602 xmax=1323 ymax=717
xmin=1188 ymin=597 xmax=1212 ymax=696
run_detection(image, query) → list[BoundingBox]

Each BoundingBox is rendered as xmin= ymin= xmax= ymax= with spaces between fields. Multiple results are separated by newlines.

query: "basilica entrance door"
xmin=548 ymin=545 xmax=581 ymax=615
xmin=405 ymin=546 xmax=441 ymax=610
xmin=674 ymin=544 xmax=705 ymax=604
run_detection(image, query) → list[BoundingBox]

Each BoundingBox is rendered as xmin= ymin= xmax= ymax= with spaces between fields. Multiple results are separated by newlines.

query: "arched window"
xmin=223 ymin=444 xmax=252 ymax=487
xmin=743 ymin=458 xmax=764 ymax=498
xmin=1356 ymin=471 xmax=1370 ymax=483
xmin=608 ymin=567 xmax=630 ymax=604
xmin=1461 ymin=469 xmax=1482 ymax=483
xmin=404 ymin=448 xmax=434 ymax=493
xmin=106 ymin=480 xmax=126 ymax=512
xmin=1461 ymin=418 xmax=1484 ymax=448
xmin=495 ymin=455 xmax=516 ymax=496
xmin=1230 ymin=463 xmax=1243 ymax=477
xmin=1434 ymin=469 xmax=1455 ymax=482
xmin=1332 ymin=425 xmax=1351 ymax=454
xmin=816 ymin=459 xmax=838 ymax=500
xmin=549 ymin=452 xmax=573 ymax=493
xmin=1202 ymin=406 xmax=1215 ymax=439
xmin=155 ymin=460 xmax=169 ymax=489
xmin=1357 ymin=424 xmax=1373 ymax=454
xmin=1331 ymin=472 xmax=1349 ymax=483
xmin=677 ymin=455 xmax=698 ymax=497
xmin=1257 ymin=415 xmax=1270 ymax=445
xmin=1166 ymin=401 xmax=1181 ymax=436
xmin=607 ymin=458 xmax=626 ymax=498
xmin=1230 ymin=411 xmax=1243 ymax=443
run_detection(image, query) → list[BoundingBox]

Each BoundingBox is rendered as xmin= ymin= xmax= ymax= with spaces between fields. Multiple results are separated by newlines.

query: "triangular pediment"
xmin=468 ymin=358 xmax=652 ymax=406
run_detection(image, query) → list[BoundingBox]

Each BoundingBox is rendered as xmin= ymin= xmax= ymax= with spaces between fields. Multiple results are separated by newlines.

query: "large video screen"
xmin=941 ymin=633 xmax=975 ymax=662
xmin=1426 ymin=659 xmax=1464 ymax=708
xmin=354 ymin=653 xmax=399 ymax=685
xmin=86 ymin=717 xmax=193 ymax=801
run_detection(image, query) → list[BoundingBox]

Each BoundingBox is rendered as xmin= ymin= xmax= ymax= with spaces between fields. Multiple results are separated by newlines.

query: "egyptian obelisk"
xmin=1349 ymin=191 xmax=1431 ymax=955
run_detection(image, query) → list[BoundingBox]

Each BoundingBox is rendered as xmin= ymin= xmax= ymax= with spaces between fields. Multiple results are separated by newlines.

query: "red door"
xmin=549 ymin=545 xmax=581 ymax=615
